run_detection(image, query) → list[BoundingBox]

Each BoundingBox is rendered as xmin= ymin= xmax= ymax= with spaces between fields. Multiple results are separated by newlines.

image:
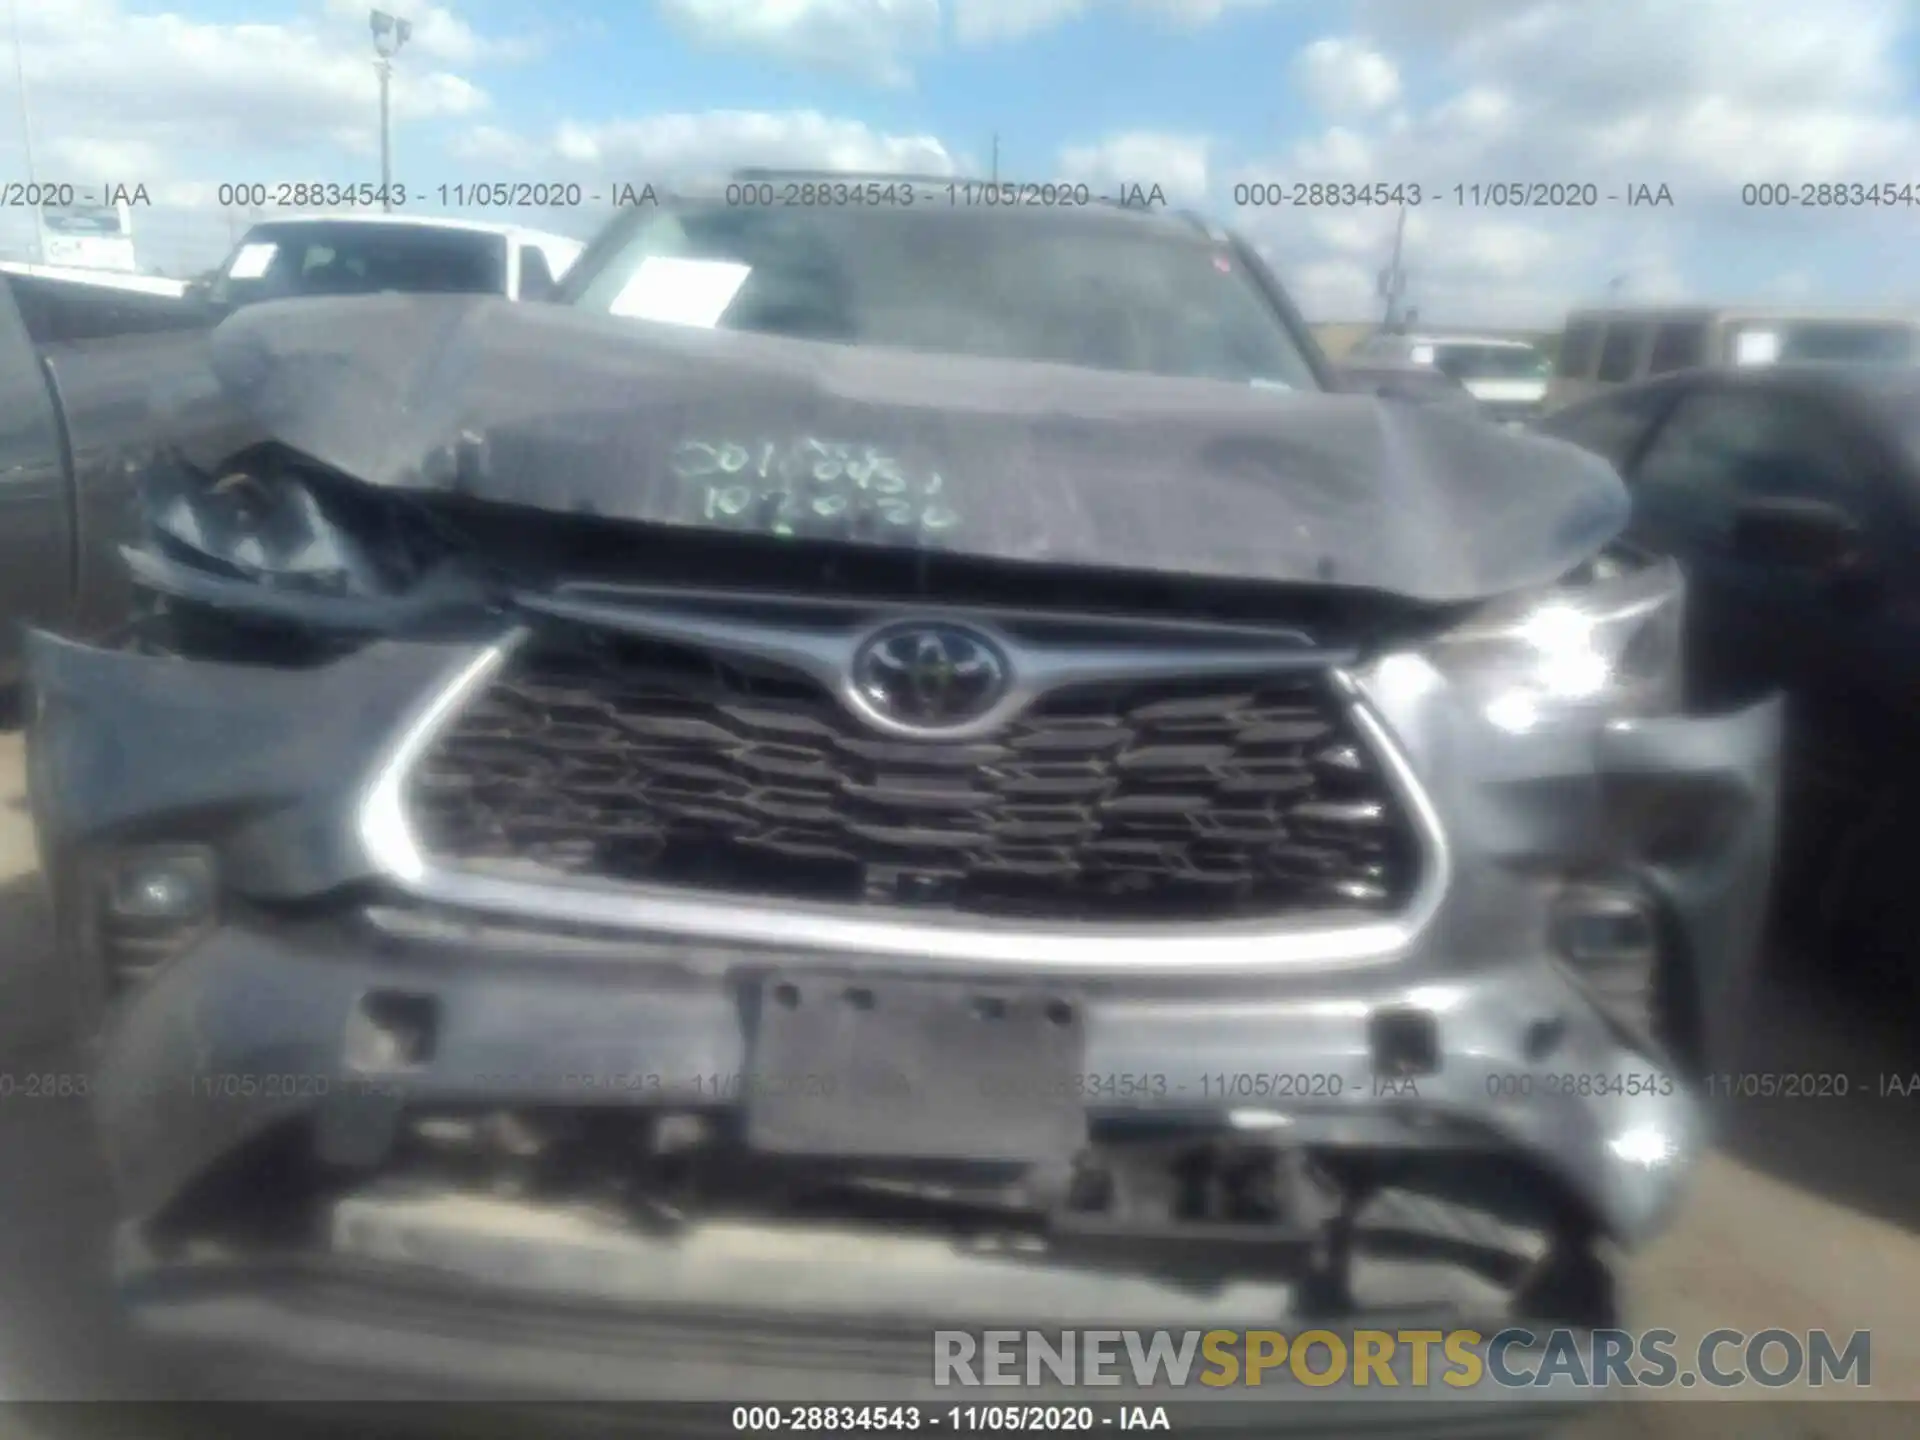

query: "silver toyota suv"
xmin=25 ymin=174 xmax=1779 ymax=1415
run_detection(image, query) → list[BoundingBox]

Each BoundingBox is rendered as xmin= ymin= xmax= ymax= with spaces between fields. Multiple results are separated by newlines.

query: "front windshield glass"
xmin=215 ymin=222 xmax=509 ymax=306
xmin=1429 ymin=343 xmax=1550 ymax=380
xmin=569 ymin=203 xmax=1319 ymax=388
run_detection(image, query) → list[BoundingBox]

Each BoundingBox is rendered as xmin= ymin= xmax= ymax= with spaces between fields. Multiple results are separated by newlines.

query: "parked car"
xmin=21 ymin=174 xmax=1777 ymax=1405
xmin=0 ymin=266 xmax=207 ymax=689
xmin=1547 ymin=306 xmax=1920 ymax=411
xmin=1537 ymin=363 xmax=1920 ymax=991
xmin=190 ymin=214 xmax=586 ymax=315
xmin=1349 ymin=332 xmax=1551 ymax=425
xmin=1333 ymin=360 xmax=1482 ymax=411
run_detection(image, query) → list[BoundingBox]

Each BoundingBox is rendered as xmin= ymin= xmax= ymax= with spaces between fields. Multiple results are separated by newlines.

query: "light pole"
xmin=1377 ymin=201 xmax=1409 ymax=331
xmin=369 ymin=9 xmax=412 ymax=212
xmin=9 ymin=0 xmax=43 ymax=261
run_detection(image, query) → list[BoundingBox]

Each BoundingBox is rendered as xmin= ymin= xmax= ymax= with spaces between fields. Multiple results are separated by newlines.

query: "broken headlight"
xmin=1426 ymin=547 xmax=1683 ymax=732
xmin=144 ymin=456 xmax=445 ymax=599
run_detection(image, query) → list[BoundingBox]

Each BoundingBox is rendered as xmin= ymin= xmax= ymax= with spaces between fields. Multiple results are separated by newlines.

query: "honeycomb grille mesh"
xmin=405 ymin=628 xmax=1423 ymax=921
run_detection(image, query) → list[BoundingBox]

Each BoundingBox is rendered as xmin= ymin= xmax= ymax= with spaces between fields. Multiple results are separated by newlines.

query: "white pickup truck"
xmin=201 ymin=213 xmax=586 ymax=309
xmin=1350 ymin=331 xmax=1552 ymax=426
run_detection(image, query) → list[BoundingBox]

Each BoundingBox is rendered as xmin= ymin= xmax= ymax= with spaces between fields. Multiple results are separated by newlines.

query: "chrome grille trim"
xmin=515 ymin=588 xmax=1340 ymax=744
xmin=356 ymin=611 xmax=1452 ymax=976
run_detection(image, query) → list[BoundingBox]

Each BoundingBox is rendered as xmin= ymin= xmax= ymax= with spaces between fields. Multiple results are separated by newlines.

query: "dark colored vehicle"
xmin=23 ymin=177 xmax=1779 ymax=1409
xmin=0 ymin=268 xmax=206 ymax=688
xmin=1539 ymin=364 xmax=1920 ymax=990
xmin=1333 ymin=361 xmax=1482 ymax=411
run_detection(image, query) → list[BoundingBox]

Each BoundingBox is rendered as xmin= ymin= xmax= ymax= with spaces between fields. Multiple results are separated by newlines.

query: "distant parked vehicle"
xmin=1333 ymin=360 xmax=1481 ymax=411
xmin=1538 ymin=362 xmax=1920 ymax=994
xmin=191 ymin=215 xmax=586 ymax=315
xmin=1547 ymin=306 xmax=1920 ymax=411
xmin=1349 ymin=332 xmax=1550 ymax=425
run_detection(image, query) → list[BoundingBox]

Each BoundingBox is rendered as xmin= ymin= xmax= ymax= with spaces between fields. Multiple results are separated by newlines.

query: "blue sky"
xmin=4 ymin=0 xmax=1920 ymax=324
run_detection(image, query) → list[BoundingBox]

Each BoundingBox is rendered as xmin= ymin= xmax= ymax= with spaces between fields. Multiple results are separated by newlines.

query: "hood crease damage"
xmin=177 ymin=294 xmax=1629 ymax=606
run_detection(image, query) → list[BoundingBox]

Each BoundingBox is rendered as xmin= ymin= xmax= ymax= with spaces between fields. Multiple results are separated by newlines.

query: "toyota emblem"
xmin=852 ymin=623 xmax=1009 ymax=729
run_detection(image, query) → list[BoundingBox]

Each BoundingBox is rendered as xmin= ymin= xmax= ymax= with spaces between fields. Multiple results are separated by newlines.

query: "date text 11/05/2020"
xmin=1229 ymin=181 xmax=1675 ymax=208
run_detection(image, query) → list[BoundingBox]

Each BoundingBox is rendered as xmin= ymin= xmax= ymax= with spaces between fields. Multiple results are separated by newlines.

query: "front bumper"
xmin=24 ymin=625 xmax=1780 ymax=1398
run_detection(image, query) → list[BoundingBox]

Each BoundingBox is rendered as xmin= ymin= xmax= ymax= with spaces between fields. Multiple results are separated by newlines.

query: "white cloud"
xmin=951 ymin=0 xmax=1089 ymax=44
xmin=1351 ymin=0 xmax=1916 ymax=186
xmin=657 ymin=0 xmax=940 ymax=84
xmin=0 ymin=0 xmax=506 ymax=274
xmin=1055 ymin=132 xmax=1211 ymax=203
xmin=1140 ymin=0 xmax=1278 ymax=18
xmin=457 ymin=110 xmax=959 ymax=180
xmin=1251 ymin=0 xmax=1920 ymax=323
xmin=8 ymin=0 xmax=490 ymax=176
xmin=650 ymin=0 xmax=1283 ymax=75
xmin=1284 ymin=126 xmax=1374 ymax=176
xmin=1433 ymin=87 xmax=1512 ymax=132
xmin=1294 ymin=37 xmax=1401 ymax=116
xmin=1757 ymin=268 xmax=1817 ymax=302
xmin=1289 ymin=258 xmax=1378 ymax=318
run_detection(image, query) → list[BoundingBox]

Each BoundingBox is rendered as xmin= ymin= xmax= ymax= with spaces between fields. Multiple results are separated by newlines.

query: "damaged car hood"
xmin=186 ymin=294 xmax=1627 ymax=605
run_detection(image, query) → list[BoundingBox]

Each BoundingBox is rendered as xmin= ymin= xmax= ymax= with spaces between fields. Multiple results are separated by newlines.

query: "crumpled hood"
xmin=189 ymin=293 xmax=1627 ymax=605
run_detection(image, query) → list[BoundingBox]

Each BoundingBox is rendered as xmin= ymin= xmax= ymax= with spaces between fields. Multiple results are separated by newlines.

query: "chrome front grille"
xmin=403 ymin=621 xmax=1423 ymax=923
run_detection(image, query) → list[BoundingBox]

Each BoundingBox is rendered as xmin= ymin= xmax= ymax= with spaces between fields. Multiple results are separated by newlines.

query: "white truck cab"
xmin=207 ymin=214 xmax=586 ymax=309
xmin=1350 ymin=331 xmax=1551 ymax=424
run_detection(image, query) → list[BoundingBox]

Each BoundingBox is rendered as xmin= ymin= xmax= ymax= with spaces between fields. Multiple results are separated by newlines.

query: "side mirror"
xmin=183 ymin=279 xmax=230 ymax=322
xmin=1731 ymin=496 xmax=1864 ymax=573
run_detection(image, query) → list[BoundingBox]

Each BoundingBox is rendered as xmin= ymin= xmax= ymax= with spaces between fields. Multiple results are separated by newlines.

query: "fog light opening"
xmin=93 ymin=846 xmax=220 ymax=1001
xmin=1551 ymin=884 xmax=1657 ymax=969
xmin=1549 ymin=881 xmax=1664 ymax=1045
xmin=346 ymin=989 xmax=440 ymax=1072
xmin=105 ymin=847 xmax=216 ymax=928
xmin=1368 ymin=1008 xmax=1440 ymax=1078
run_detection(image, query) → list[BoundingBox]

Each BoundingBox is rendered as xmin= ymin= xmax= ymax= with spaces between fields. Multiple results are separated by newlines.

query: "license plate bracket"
xmin=742 ymin=975 xmax=1088 ymax=1162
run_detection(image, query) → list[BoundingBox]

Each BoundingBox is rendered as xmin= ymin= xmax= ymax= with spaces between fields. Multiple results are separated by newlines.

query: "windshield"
xmin=41 ymin=204 xmax=127 ymax=236
xmin=569 ymin=203 xmax=1319 ymax=388
xmin=1726 ymin=320 xmax=1918 ymax=366
xmin=216 ymin=222 xmax=509 ymax=306
xmin=1428 ymin=343 xmax=1550 ymax=380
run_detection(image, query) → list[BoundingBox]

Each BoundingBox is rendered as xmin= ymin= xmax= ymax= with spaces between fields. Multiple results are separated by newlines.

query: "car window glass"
xmin=1431 ymin=343 xmax=1549 ymax=380
xmin=1766 ymin=321 xmax=1916 ymax=365
xmin=1557 ymin=321 xmax=1600 ymax=377
xmin=1537 ymin=386 xmax=1669 ymax=468
xmin=572 ymin=204 xmax=1321 ymax=387
xmin=218 ymin=224 xmax=510 ymax=304
xmin=518 ymin=245 xmax=559 ymax=299
xmin=1633 ymin=389 xmax=1864 ymax=541
xmin=1595 ymin=324 xmax=1640 ymax=382
xmin=1647 ymin=322 xmax=1707 ymax=374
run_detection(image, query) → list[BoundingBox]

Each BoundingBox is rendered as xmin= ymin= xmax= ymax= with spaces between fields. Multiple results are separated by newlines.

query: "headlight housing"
xmin=1426 ymin=547 xmax=1684 ymax=732
xmin=143 ymin=452 xmax=449 ymax=600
